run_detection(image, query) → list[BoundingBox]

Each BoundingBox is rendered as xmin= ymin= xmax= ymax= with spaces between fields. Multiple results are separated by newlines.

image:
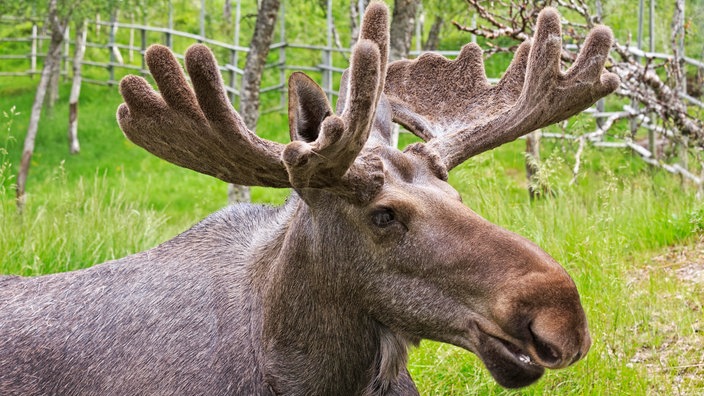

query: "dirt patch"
xmin=650 ymin=241 xmax=704 ymax=284
xmin=626 ymin=240 xmax=704 ymax=394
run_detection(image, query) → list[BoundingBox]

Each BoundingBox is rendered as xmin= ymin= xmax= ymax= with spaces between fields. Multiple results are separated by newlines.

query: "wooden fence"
xmin=0 ymin=12 xmax=351 ymax=115
xmin=2 ymin=12 xmax=702 ymax=106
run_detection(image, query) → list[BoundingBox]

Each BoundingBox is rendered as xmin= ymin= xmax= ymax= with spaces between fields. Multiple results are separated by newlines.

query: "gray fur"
xmin=1 ymin=195 xmax=425 ymax=395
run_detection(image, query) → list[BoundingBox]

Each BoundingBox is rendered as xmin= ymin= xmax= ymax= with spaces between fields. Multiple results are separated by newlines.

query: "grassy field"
xmin=1 ymin=71 xmax=703 ymax=395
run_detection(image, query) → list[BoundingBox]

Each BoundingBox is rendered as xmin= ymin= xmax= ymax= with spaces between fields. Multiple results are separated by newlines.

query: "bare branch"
xmin=455 ymin=0 xmax=703 ymax=149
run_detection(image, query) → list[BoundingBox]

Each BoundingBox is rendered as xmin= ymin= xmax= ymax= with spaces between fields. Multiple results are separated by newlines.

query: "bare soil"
xmin=627 ymin=240 xmax=704 ymax=394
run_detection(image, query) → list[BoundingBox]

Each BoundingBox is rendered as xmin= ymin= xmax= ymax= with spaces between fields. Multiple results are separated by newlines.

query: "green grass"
xmin=2 ymin=76 xmax=703 ymax=395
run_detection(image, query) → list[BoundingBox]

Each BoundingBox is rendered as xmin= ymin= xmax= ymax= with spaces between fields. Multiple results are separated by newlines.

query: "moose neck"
xmin=257 ymin=194 xmax=409 ymax=395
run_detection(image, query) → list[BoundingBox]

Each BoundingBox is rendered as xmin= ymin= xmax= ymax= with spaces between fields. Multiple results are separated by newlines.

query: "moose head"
xmin=0 ymin=3 xmax=618 ymax=395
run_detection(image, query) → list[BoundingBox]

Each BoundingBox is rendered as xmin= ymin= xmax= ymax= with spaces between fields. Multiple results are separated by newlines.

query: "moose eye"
xmin=371 ymin=208 xmax=396 ymax=228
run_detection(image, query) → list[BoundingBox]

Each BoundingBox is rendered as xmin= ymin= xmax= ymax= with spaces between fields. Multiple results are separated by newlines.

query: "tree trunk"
xmin=16 ymin=0 xmax=65 ymax=210
xmin=422 ymin=15 xmax=443 ymax=51
xmin=389 ymin=0 xmax=419 ymax=61
xmin=46 ymin=20 xmax=63 ymax=110
xmin=671 ymin=0 xmax=687 ymax=176
xmin=224 ymin=0 xmax=232 ymax=23
xmin=349 ymin=0 xmax=370 ymax=46
xmin=68 ymin=21 xmax=87 ymax=155
xmin=525 ymin=130 xmax=548 ymax=200
xmin=228 ymin=0 xmax=280 ymax=203
xmin=240 ymin=0 xmax=280 ymax=129
xmin=227 ymin=183 xmax=251 ymax=203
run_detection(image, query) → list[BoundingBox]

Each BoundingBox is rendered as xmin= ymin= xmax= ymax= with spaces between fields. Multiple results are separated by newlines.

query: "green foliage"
xmin=0 ymin=106 xmax=19 ymax=200
xmin=0 ymin=0 xmax=163 ymax=25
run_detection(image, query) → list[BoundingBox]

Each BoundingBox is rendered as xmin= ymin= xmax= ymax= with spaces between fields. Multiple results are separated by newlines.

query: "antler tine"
xmin=359 ymin=1 xmax=389 ymax=101
xmin=385 ymin=42 xmax=491 ymax=142
xmin=118 ymin=44 xmax=290 ymax=187
xmin=385 ymin=7 xmax=619 ymax=171
xmin=282 ymin=40 xmax=381 ymax=187
xmin=282 ymin=2 xmax=387 ymax=200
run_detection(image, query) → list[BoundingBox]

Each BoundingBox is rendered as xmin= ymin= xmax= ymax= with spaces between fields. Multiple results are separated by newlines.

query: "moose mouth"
xmin=474 ymin=333 xmax=545 ymax=388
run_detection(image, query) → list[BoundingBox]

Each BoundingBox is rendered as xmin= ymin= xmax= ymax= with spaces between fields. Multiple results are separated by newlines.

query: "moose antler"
xmin=384 ymin=7 xmax=620 ymax=170
xmin=118 ymin=45 xmax=290 ymax=187
xmin=117 ymin=2 xmax=389 ymax=201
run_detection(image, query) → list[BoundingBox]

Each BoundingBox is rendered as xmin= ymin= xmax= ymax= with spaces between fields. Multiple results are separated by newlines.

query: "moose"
xmin=0 ymin=3 xmax=618 ymax=395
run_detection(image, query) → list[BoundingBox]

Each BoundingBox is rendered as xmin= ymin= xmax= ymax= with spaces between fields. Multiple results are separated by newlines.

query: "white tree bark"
xmin=525 ymin=130 xmax=548 ymax=200
xmin=229 ymin=0 xmax=280 ymax=204
xmin=68 ymin=21 xmax=87 ymax=155
xmin=16 ymin=0 xmax=65 ymax=210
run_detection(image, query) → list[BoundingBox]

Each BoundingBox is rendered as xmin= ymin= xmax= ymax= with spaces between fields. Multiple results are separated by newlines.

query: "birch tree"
xmin=228 ymin=0 xmax=281 ymax=203
xmin=68 ymin=20 xmax=87 ymax=154
xmin=0 ymin=0 xmax=150 ymax=210
xmin=389 ymin=0 xmax=420 ymax=61
xmin=15 ymin=0 xmax=65 ymax=210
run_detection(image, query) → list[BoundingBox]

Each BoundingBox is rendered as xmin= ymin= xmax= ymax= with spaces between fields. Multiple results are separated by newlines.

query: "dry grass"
xmin=627 ymin=240 xmax=704 ymax=395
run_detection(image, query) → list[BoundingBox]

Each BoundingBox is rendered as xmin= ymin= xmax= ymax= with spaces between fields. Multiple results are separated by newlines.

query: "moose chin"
xmin=0 ymin=2 xmax=617 ymax=395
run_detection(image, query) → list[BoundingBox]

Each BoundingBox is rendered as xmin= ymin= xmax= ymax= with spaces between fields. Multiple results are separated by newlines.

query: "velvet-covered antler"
xmin=384 ymin=7 xmax=620 ymax=170
xmin=117 ymin=2 xmax=390 ymax=201
xmin=118 ymin=44 xmax=290 ymax=187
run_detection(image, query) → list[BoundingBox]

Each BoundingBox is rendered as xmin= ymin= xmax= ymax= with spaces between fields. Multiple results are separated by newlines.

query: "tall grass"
xmin=1 ymin=168 xmax=168 ymax=275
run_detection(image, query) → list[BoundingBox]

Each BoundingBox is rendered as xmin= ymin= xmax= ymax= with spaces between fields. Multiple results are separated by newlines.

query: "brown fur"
xmin=0 ymin=3 xmax=617 ymax=395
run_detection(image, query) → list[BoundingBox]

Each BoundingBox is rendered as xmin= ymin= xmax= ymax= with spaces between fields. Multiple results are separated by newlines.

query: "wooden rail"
xmin=0 ymin=16 xmax=351 ymax=113
xmin=1 ymin=15 xmax=702 ymax=186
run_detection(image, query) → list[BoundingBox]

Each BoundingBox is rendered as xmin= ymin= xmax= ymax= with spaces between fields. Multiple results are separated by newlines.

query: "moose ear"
xmin=288 ymin=72 xmax=333 ymax=143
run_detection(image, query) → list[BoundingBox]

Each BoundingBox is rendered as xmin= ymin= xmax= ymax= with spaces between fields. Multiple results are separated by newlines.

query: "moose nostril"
xmin=570 ymin=350 xmax=582 ymax=365
xmin=529 ymin=329 xmax=562 ymax=366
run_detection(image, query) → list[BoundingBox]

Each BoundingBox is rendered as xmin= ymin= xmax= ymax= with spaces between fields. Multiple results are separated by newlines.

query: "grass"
xmin=1 ymin=75 xmax=703 ymax=395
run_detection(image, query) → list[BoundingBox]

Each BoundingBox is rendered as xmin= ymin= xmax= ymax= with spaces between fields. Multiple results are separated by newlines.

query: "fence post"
xmin=594 ymin=1 xmax=605 ymax=131
xmin=279 ymin=1 xmax=286 ymax=110
xmin=166 ymin=0 xmax=173 ymax=48
xmin=630 ymin=0 xmax=644 ymax=138
xmin=323 ymin=0 xmax=333 ymax=101
xmin=229 ymin=48 xmax=237 ymax=103
xmin=140 ymin=26 xmax=147 ymax=77
xmin=228 ymin=0 xmax=242 ymax=103
xmin=96 ymin=13 xmax=101 ymax=39
xmin=129 ymin=13 xmax=134 ymax=63
xmin=674 ymin=0 xmax=687 ymax=175
xmin=648 ymin=0 xmax=656 ymax=157
xmin=31 ymin=24 xmax=37 ymax=77
xmin=108 ymin=12 xmax=117 ymax=86
xmin=199 ymin=0 xmax=205 ymax=43
xmin=678 ymin=1 xmax=686 ymax=95
xmin=471 ymin=14 xmax=476 ymax=44
xmin=358 ymin=0 xmax=364 ymax=32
